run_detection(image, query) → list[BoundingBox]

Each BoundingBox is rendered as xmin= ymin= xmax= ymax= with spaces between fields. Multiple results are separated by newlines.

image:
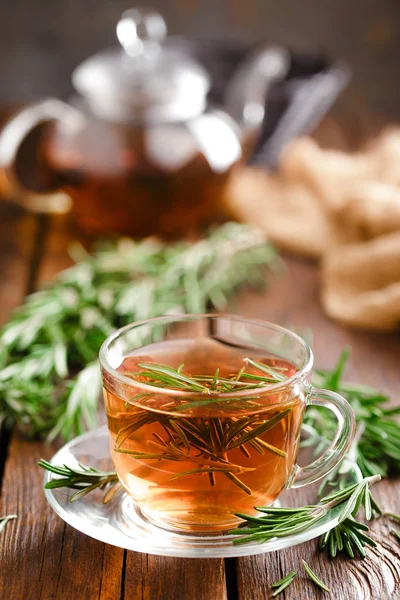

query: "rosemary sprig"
xmin=318 ymin=517 xmax=377 ymax=559
xmin=0 ymin=223 xmax=279 ymax=440
xmin=38 ymin=459 xmax=121 ymax=503
xmin=230 ymin=475 xmax=380 ymax=544
xmin=303 ymin=347 xmax=400 ymax=557
xmin=271 ymin=571 xmax=296 ymax=596
xmin=127 ymin=357 xmax=288 ymax=396
xmin=110 ymin=359 xmax=291 ymax=492
xmin=308 ymin=348 xmax=400 ymax=482
xmin=0 ymin=514 xmax=17 ymax=534
xmin=302 ymin=561 xmax=330 ymax=593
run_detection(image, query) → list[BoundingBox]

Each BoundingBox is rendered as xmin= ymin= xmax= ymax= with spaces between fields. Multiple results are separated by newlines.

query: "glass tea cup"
xmin=100 ymin=314 xmax=355 ymax=534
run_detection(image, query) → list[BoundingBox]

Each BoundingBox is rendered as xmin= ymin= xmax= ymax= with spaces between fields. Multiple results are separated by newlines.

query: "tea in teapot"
xmin=0 ymin=9 xmax=288 ymax=237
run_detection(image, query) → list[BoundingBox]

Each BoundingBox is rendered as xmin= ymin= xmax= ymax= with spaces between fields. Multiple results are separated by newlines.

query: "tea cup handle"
xmin=289 ymin=387 xmax=356 ymax=489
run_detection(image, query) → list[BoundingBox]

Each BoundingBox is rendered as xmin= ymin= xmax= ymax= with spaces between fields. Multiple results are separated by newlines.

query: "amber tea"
xmin=103 ymin=338 xmax=305 ymax=532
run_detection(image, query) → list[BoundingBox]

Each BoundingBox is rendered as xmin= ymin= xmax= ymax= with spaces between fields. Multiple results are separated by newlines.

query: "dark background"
xmin=0 ymin=0 xmax=399 ymax=121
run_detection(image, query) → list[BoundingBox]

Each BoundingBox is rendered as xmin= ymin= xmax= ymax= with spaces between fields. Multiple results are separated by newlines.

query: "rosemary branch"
xmin=230 ymin=475 xmax=381 ymax=545
xmin=38 ymin=459 xmax=121 ymax=503
xmin=0 ymin=223 xmax=279 ymax=440
xmin=308 ymin=348 xmax=400 ymax=482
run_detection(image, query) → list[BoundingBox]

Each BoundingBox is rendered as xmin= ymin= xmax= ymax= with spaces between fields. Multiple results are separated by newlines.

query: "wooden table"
xmin=0 ymin=118 xmax=399 ymax=599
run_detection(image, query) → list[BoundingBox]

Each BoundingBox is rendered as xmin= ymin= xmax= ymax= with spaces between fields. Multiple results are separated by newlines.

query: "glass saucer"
xmin=44 ymin=426 xmax=341 ymax=558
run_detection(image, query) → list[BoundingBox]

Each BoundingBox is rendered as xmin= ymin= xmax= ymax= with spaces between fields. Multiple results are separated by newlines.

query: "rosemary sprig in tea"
xmin=0 ymin=223 xmax=279 ymax=440
xmin=112 ymin=359 xmax=291 ymax=492
xmin=39 ymin=359 xmax=292 ymax=495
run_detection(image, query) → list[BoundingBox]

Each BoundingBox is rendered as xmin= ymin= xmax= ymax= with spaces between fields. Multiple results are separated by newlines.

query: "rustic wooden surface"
xmin=0 ymin=2 xmax=400 ymax=597
xmin=0 ymin=127 xmax=400 ymax=598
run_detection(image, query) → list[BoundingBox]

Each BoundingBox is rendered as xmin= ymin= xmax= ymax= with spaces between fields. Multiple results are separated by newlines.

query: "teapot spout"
xmin=225 ymin=46 xmax=289 ymax=135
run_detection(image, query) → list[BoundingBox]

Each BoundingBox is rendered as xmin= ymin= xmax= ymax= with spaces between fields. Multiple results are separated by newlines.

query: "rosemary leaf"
xmin=302 ymin=561 xmax=330 ymax=593
xmin=227 ymin=408 xmax=291 ymax=450
xmin=271 ymin=571 xmax=297 ymax=596
xmin=244 ymin=358 xmax=288 ymax=382
xmin=223 ymin=472 xmax=252 ymax=495
xmin=251 ymin=437 xmax=287 ymax=458
xmin=169 ymin=467 xmax=242 ymax=480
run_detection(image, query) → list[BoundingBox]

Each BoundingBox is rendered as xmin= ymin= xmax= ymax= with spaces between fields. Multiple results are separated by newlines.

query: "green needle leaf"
xmin=272 ymin=571 xmax=297 ymax=596
xmin=302 ymin=561 xmax=330 ymax=593
xmin=244 ymin=358 xmax=288 ymax=382
xmin=227 ymin=408 xmax=292 ymax=450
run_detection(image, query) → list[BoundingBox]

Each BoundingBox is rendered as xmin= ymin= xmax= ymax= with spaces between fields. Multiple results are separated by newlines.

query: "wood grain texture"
xmin=0 ymin=204 xmax=37 ymax=491
xmin=0 ymin=203 xmax=36 ymax=322
xmin=0 ymin=436 xmax=126 ymax=600
xmin=123 ymin=553 xmax=227 ymax=600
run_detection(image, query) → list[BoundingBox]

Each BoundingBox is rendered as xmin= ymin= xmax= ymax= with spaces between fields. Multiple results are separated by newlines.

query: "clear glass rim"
xmin=99 ymin=313 xmax=314 ymax=398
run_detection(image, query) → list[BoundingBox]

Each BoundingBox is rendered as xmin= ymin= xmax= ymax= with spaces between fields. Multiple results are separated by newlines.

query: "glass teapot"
xmin=0 ymin=9 xmax=288 ymax=237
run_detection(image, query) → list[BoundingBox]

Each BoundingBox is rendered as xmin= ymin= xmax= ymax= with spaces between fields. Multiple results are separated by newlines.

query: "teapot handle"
xmin=224 ymin=46 xmax=290 ymax=134
xmin=0 ymin=99 xmax=83 ymax=213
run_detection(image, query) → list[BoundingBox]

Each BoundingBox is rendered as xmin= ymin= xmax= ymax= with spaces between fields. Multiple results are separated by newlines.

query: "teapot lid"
xmin=72 ymin=8 xmax=210 ymax=122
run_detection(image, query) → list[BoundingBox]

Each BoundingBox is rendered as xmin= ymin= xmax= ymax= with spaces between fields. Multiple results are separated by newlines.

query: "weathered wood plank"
xmin=0 ymin=204 xmax=38 ymax=490
xmin=0 ymin=203 xmax=36 ymax=323
xmin=0 ymin=213 xmax=126 ymax=600
xmin=124 ymin=553 xmax=227 ymax=600
xmin=0 ymin=436 xmax=126 ymax=600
